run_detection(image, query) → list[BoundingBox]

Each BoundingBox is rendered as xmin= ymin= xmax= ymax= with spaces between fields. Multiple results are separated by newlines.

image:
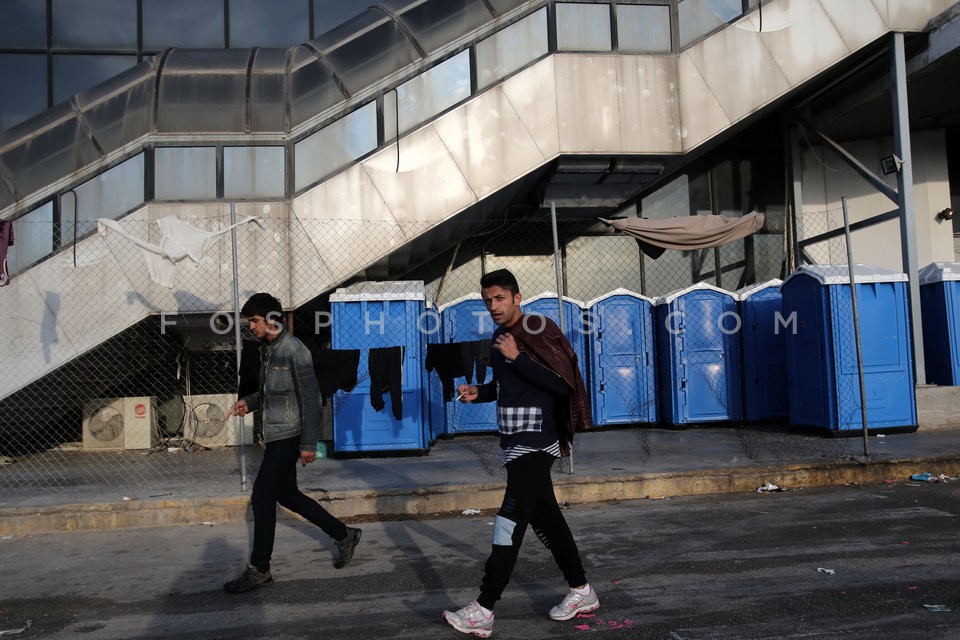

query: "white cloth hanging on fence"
xmin=97 ymin=215 xmax=263 ymax=288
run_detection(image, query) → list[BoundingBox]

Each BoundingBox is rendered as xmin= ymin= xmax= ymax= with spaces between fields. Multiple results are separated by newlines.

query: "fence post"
xmin=841 ymin=197 xmax=869 ymax=459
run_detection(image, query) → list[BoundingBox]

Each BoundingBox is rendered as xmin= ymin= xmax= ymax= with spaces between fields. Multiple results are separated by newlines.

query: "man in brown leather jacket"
xmin=442 ymin=269 xmax=596 ymax=637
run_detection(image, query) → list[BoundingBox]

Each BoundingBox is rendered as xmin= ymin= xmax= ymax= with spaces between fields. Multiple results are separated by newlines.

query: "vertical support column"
xmin=788 ymin=125 xmax=803 ymax=271
xmin=891 ymin=32 xmax=926 ymax=385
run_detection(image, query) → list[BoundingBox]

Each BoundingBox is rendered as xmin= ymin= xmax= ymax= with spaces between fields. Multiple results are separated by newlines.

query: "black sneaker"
xmin=334 ymin=527 xmax=362 ymax=569
xmin=223 ymin=564 xmax=273 ymax=593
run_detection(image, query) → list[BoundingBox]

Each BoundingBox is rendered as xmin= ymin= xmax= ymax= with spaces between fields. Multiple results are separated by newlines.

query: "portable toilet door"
xmin=919 ymin=262 xmax=960 ymax=386
xmin=330 ymin=281 xmax=429 ymax=453
xmin=654 ymin=283 xmax=743 ymax=425
xmin=437 ymin=294 xmax=498 ymax=435
xmin=737 ymin=280 xmax=788 ymax=422
xmin=520 ymin=292 xmax=588 ymax=381
xmin=780 ymin=264 xmax=917 ymax=433
xmin=585 ymin=289 xmax=657 ymax=425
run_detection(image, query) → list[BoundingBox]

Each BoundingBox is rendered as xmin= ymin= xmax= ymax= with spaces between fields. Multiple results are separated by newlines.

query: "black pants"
xmin=477 ymin=452 xmax=587 ymax=610
xmin=250 ymin=436 xmax=348 ymax=572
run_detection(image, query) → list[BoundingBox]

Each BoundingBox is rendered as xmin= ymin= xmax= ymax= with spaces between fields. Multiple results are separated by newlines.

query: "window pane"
xmin=678 ymin=0 xmax=743 ymax=48
xmin=0 ymin=54 xmax=47 ymax=131
xmin=8 ymin=202 xmax=53 ymax=275
xmin=51 ymin=0 xmax=137 ymax=51
xmin=616 ymin=5 xmax=672 ymax=53
xmin=52 ymin=54 xmax=138 ymax=106
xmin=475 ymin=8 xmax=548 ymax=90
xmin=63 ymin=153 xmax=144 ymax=240
xmin=224 ymin=147 xmax=285 ymax=198
xmin=396 ymin=50 xmax=470 ymax=134
xmin=155 ymin=147 xmax=217 ymax=200
xmin=0 ymin=0 xmax=47 ymax=49
xmin=143 ymin=0 xmax=225 ymax=50
xmin=556 ymin=3 xmax=611 ymax=52
xmin=295 ymin=101 xmax=377 ymax=191
xmin=230 ymin=0 xmax=309 ymax=48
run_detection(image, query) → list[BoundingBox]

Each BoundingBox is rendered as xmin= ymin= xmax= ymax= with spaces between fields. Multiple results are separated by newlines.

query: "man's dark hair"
xmin=241 ymin=292 xmax=283 ymax=320
xmin=480 ymin=268 xmax=520 ymax=296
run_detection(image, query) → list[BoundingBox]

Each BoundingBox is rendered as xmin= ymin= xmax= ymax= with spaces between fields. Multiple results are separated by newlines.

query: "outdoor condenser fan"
xmin=190 ymin=401 xmax=227 ymax=442
xmin=88 ymin=405 xmax=124 ymax=445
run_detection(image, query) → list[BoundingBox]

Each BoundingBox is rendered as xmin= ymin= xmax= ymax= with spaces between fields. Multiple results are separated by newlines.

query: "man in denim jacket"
xmin=223 ymin=293 xmax=361 ymax=593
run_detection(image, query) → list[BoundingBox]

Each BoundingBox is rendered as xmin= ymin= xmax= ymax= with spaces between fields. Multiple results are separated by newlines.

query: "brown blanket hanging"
xmin=599 ymin=212 xmax=765 ymax=258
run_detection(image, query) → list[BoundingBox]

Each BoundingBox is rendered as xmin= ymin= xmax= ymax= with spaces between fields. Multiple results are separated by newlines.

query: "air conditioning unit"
xmin=184 ymin=394 xmax=253 ymax=447
xmin=82 ymin=397 xmax=159 ymax=451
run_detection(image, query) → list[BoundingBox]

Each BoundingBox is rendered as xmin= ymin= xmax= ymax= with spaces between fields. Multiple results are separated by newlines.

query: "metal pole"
xmin=549 ymin=202 xmax=572 ymax=474
xmin=842 ymin=197 xmax=870 ymax=459
xmin=891 ymin=32 xmax=926 ymax=385
xmin=230 ymin=202 xmax=248 ymax=490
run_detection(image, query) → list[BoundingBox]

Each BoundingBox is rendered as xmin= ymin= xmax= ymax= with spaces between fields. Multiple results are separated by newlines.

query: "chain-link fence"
xmin=3 ymin=200 xmax=875 ymax=496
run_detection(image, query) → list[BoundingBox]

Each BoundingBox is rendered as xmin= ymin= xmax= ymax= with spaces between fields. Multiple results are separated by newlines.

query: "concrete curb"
xmin=3 ymin=456 xmax=958 ymax=536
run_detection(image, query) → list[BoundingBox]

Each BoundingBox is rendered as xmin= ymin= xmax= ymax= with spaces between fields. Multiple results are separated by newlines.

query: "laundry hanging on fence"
xmin=599 ymin=212 xmax=765 ymax=259
xmin=426 ymin=340 xmax=492 ymax=401
xmin=0 ymin=220 xmax=13 ymax=286
xmin=310 ymin=347 xmax=361 ymax=405
xmin=369 ymin=346 xmax=403 ymax=419
xmin=97 ymin=215 xmax=263 ymax=287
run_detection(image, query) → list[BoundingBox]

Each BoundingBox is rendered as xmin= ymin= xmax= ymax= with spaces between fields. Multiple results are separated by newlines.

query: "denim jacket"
xmin=241 ymin=329 xmax=321 ymax=450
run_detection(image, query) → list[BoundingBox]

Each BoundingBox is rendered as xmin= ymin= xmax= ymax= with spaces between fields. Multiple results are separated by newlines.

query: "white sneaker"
xmin=442 ymin=601 xmax=494 ymax=637
xmin=549 ymin=585 xmax=600 ymax=620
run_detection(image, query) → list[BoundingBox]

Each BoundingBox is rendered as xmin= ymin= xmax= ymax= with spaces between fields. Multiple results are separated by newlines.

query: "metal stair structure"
xmin=0 ymin=0 xmax=957 ymax=411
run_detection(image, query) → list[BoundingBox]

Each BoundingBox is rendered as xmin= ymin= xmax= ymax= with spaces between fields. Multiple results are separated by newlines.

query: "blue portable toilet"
xmin=435 ymin=294 xmax=499 ymax=435
xmin=654 ymin=283 xmax=743 ymax=425
xmin=737 ymin=279 xmax=788 ymax=422
xmin=780 ymin=264 xmax=917 ymax=433
xmin=585 ymin=289 xmax=657 ymax=426
xmin=919 ymin=262 xmax=960 ymax=386
xmin=520 ymin=292 xmax=588 ymax=381
xmin=330 ymin=281 xmax=431 ymax=453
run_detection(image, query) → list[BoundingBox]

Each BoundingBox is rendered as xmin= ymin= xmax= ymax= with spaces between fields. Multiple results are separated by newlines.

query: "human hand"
xmin=456 ymin=384 xmax=478 ymax=403
xmin=226 ymin=399 xmax=248 ymax=419
xmin=300 ymin=450 xmax=316 ymax=466
xmin=493 ymin=332 xmax=520 ymax=360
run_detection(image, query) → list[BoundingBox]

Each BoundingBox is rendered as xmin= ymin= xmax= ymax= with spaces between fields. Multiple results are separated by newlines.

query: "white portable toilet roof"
xmin=782 ymin=264 xmax=907 ymax=287
xmin=918 ymin=262 xmax=960 ymax=285
xmin=437 ymin=292 xmax=483 ymax=313
xmin=521 ymin=291 xmax=586 ymax=308
xmin=735 ymin=279 xmax=784 ymax=301
xmin=584 ymin=288 xmax=656 ymax=308
xmin=654 ymin=282 xmax=737 ymax=306
xmin=329 ymin=280 xmax=426 ymax=302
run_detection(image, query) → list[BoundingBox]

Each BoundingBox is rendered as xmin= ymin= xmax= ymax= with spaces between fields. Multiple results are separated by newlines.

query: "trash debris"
xmin=923 ymin=604 xmax=951 ymax=612
xmin=911 ymin=472 xmax=933 ymax=482
xmin=900 ymin=541 xmax=910 ymax=545
xmin=0 ymin=620 xmax=32 ymax=636
xmin=882 ymin=479 xmax=895 ymax=485
xmin=816 ymin=567 xmax=835 ymax=575
xmin=200 ymin=521 xmax=219 ymax=527
xmin=461 ymin=508 xmax=481 ymax=516
xmin=907 ymin=585 xmax=919 ymax=590
xmin=757 ymin=482 xmax=784 ymax=492
xmin=648 ymin=495 xmax=667 ymax=500
xmin=560 ymin=501 xmax=572 ymax=509
xmin=122 ymin=496 xmax=133 ymax=501
xmin=0 ymin=456 xmax=14 ymax=466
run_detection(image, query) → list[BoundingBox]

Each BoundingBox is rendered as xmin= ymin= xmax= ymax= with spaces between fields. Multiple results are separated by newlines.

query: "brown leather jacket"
xmin=505 ymin=314 xmax=593 ymax=455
